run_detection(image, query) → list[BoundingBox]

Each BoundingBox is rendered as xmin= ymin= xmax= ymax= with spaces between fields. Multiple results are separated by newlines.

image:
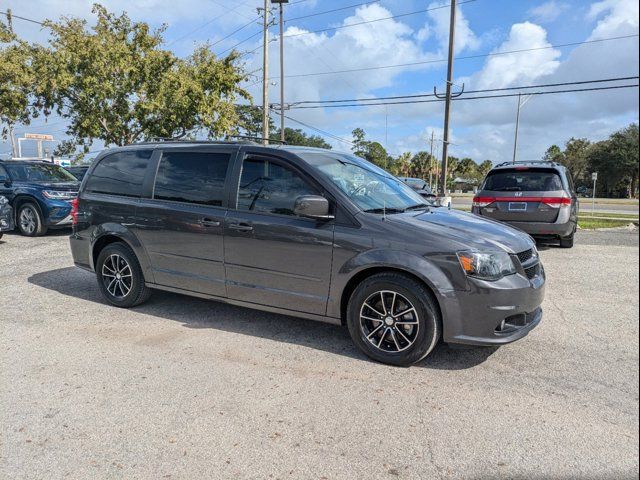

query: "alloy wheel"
xmin=19 ymin=207 xmax=37 ymax=235
xmin=101 ymin=254 xmax=133 ymax=298
xmin=359 ymin=290 xmax=420 ymax=353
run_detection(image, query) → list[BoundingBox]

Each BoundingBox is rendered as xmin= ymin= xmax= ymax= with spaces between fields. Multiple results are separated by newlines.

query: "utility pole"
xmin=439 ymin=0 xmax=457 ymax=196
xmin=272 ymin=0 xmax=288 ymax=144
xmin=260 ymin=0 xmax=270 ymax=145
xmin=429 ymin=130 xmax=435 ymax=187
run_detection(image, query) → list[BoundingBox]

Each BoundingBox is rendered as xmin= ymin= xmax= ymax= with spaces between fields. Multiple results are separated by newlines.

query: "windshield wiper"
xmin=363 ymin=207 xmax=406 ymax=214
xmin=404 ymin=204 xmax=430 ymax=211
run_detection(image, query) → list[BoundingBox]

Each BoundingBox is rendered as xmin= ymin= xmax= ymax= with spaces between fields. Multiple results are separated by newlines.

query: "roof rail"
xmin=494 ymin=160 xmax=560 ymax=168
xmin=225 ymin=135 xmax=287 ymax=145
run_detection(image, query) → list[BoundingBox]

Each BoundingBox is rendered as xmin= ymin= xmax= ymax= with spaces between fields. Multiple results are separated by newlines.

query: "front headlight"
xmin=42 ymin=190 xmax=76 ymax=200
xmin=457 ymin=251 xmax=517 ymax=281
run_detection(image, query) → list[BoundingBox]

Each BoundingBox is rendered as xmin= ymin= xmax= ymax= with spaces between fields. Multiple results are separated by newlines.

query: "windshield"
xmin=5 ymin=163 xmax=77 ymax=183
xmin=482 ymin=169 xmax=563 ymax=192
xmin=298 ymin=151 xmax=430 ymax=212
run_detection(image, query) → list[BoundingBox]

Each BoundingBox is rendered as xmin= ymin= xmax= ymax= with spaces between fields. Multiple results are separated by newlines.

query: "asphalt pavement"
xmin=1 ymin=230 xmax=638 ymax=479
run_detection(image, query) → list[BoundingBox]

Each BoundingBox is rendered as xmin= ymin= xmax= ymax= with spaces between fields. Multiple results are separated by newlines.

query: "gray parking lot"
xmin=1 ymin=230 xmax=638 ymax=479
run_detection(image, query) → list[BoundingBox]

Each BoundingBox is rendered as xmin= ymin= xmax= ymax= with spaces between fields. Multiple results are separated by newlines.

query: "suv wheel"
xmin=17 ymin=202 xmax=47 ymax=237
xmin=347 ymin=273 xmax=441 ymax=366
xmin=96 ymin=242 xmax=152 ymax=307
xmin=559 ymin=233 xmax=574 ymax=249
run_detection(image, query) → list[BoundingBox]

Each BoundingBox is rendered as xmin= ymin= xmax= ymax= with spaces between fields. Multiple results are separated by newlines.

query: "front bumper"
xmin=439 ymin=269 xmax=545 ymax=346
xmin=44 ymin=199 xmax=74 ymax=228
xmin=0 ymin=207 xmax=14 ymax=232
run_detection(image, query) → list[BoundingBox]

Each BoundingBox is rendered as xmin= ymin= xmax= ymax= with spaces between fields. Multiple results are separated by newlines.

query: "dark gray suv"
xmin=472 ymin=161 xmax=578 ymax=248
xmin=70 ymin=142 xmax=545 ymax=366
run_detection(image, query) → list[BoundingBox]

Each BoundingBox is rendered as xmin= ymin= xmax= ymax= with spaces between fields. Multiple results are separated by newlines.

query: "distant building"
xmin=452 ymin=177 xmax=478 ymax=193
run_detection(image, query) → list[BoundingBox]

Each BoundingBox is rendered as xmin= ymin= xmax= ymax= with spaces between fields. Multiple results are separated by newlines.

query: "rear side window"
xmin=85 ymin=150 xmax=152 ymax=197
xmin=482 ymin=169 xmax=564 ymax=192
xmin=153 ymin=151 xmax=231 ymax=206
xmin=237 ymin=158 xmax=318 ymax=216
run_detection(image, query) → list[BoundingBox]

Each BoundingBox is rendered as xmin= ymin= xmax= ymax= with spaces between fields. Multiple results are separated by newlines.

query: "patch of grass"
xmin=580 ymin=212 xmax=639 ymax=220
xmin=578 ymin=218 xmax=636 ymax=230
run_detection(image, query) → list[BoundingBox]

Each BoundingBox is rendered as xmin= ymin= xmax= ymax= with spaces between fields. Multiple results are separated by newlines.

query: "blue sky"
xmin=2 ymin=0 xmax=639 ymax=162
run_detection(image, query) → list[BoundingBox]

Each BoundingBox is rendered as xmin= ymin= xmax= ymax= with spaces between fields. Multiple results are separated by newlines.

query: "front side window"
xmin=297 ymin=151 xmax=428 ymax=212
xmin=85 ymin=150 xmax=152 ymax=197
xmin=481 ymin=169 xmax=564 ymax=192
xmin=237 ymin=158 xmax=318 ymax=216
xmin=153 ymin=151 xmax=231 ymax=206
xmin=4 ymin=163 xmax=77 ymax=183
xmin=0 ymin=166 xmax=8 ymax=182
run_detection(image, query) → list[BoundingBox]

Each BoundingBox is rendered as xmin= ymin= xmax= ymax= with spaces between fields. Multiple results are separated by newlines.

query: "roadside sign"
xmin=24 ymin=133 xmax=54 ymax=141
xmin=592 ymin=172 xmax=598 ymax=181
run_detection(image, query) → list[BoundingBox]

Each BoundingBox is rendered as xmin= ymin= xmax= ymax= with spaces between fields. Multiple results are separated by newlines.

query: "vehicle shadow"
xmin=28 ymin=267 xmax=497 ymax=370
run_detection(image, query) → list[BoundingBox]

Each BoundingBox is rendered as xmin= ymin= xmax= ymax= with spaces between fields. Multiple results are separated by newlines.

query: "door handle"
xmin=228 ymin=223 xmax=253 ymax=232
xmin=199 ymin=218 xmax=221 ymax=227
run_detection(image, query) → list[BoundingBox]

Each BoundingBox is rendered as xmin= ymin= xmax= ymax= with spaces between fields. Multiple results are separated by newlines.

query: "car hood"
xmin=387 ymin=207 xmax=535 ymax=254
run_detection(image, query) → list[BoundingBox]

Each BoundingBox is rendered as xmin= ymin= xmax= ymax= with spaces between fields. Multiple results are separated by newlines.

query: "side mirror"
xmin=293 ymin=195 xmax=334 ymax=220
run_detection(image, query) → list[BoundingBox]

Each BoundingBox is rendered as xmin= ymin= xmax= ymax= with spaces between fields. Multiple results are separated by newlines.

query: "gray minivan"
xmin=70 ymin=142 xmax=545 ymax=366
xmin=472 ymin=161 xmax=578 ymax=248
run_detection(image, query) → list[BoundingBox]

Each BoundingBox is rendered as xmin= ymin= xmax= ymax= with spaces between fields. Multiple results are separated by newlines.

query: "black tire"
xmin=17 ymin=202 xmax=47 ymax=237
xmin=96 ymin=242 xmax=152 ymax=307
xmin=559 ymin=233 xmax=574 ymax=248
xmin=346 ymin=272 xmax=441 ymax=366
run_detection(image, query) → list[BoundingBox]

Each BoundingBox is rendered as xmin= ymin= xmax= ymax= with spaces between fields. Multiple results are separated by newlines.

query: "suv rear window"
xmin=482 ymin=169 xmax=563 ymax=192
xmin=153 ymin=151 xmax=231 ymax=206
xmin=85 ymin=150 xmax=152 ymax=197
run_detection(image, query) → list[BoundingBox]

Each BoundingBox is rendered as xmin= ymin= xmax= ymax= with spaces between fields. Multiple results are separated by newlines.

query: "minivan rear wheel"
xmin=559 ymin=233 xmax=574 ymax=249
xmin=96 ymin=242 xmax=152 ymax=307
xmin=347 ymin=273 xmax=441 ymax=366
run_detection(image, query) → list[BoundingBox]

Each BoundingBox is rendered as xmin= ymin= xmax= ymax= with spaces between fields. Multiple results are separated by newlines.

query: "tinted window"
xmin=154 ymin=151 xmax=231 ymax=206
xmin=85 ymin=150 xmax=152 ymax=197
xmin=0 ymin=166 xmax=8 ymax=182
xmin=4 ymin=163 xmax=77 ymax=182
xmin=482 ymin=169 xmax=564 ymax=192
xmin=237 ymin=158 xmax=317 ymax=216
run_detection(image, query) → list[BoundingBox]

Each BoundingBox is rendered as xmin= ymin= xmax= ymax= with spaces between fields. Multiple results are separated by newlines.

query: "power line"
xmin=0 ymin=10 xmax=45 ymax=26
xmin=290 ymin=76 xmax=640 ymax=105
xmin=285 ymin=1 xmax=382 ymax=22
xmin=275 ymin=33 xmax=640 ymax=79
xmin=288 ymin=83 xmax=639 ymax=109
xmin=219 ymin=29 xmax=264 ymax=56
xmin=210 ymin=17 xmax=260 ymax=49
xmin=283 ymin=0 xmax=477 ymax=39
xmin=281 ymin=113 xmax=355 ymax=146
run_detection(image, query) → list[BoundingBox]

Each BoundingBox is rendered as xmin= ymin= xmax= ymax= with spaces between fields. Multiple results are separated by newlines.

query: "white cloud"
xmin=472 ymin=22 xmax=561 ymax=89
xmin=424 ymin=1 xmax=481 ymax=54
xmin=528 ymin=1 xmax=570 ymax=23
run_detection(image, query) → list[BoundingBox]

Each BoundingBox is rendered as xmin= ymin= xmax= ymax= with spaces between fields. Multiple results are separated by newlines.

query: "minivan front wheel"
xmin=17 ymin=202 xmax=47 ymax=237
xmin=347 ymin=273 xmax=441 ymax=366
xmin=96 ymin=242 xmax=152 ymax=307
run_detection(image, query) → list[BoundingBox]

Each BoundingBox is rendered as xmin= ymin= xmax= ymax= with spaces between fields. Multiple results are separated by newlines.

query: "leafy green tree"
xmin=272 ymin=127 xmax=331 ymax=149
xmin=543 ymin=144 xmax=563 ymax=163
xmin=607 ymin=123 xmax=639 ymax=197
xmin=478 ymin=160 xmax=493 ymax=177
xmin=351 ymin=128 xmax=388 ymax=169
xmin=0 ymin=14 xmax=39 ymax=156
xmin=560 ymin=138 xmax=591 ymax=184
xmin=36 ymin=4 xmax=250 ymax=149
xmin=234 ymin=105 xmax=272 ymax=138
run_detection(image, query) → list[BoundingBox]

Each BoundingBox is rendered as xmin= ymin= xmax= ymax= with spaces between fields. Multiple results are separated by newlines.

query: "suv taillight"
xmin=70 ymin=197 xmax=79 ymax=225
xmin=541 ymin=197 xmax=572 ymax=208
xmin=473 ymin=196 xmax=495 ymax=207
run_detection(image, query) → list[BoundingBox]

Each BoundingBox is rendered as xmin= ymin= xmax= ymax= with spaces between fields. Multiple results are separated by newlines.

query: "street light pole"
xmin=512 ymin=93 xmax=533 ymax=163
xmin=429 ymin=130 xmax=435 ymax=188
